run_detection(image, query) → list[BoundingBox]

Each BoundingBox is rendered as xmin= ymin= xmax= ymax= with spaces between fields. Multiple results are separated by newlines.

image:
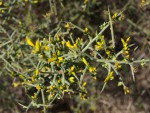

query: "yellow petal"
xmin=0 ymin=2 xmax=2 ymax=5
xmin=71 ymin=66 xmax=75 ymax=71
xmin=69 ymin=77 xmax=75 ymax=83
xmin=121 ymin=38 xmax=126 ymax=46
xmin=64 ymin=23 xmax=70 ymax=28
xmin=126 ymin=37 xmax=130 ymax=43
xmin=48 ymin=58 xmax=56 ymax=62
xmin=58 ymin=57 xmax=63 ymax=62
xmin=35 ymin=69 xmax=39 ymax=76
xmin=35 ymin=40 xmax=40 ymax=51
xmin=26 ymin=37 xmax=34 ymax=47
xmin=82 ymin=57 xmax=88 ymax=66
xmin=36 ymin=85 xmax=41 ymax=90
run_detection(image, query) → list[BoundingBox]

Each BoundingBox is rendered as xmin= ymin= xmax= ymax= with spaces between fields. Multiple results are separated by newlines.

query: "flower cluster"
xmin=22 ymin=20 xmax=137 ymax=105
xmin=1 ymin=1 xmax=149 ymax=112
xmin=22 ymin=21 xmax=137 ymax=106
xmin=121 ymin=37 xmax=130 ymax=60
xmin=24 ymin=30 xmax=91 ymax=102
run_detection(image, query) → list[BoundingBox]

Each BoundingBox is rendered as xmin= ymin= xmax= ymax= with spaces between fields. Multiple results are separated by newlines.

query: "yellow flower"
xmin=0 ymin=2 xmax=2 ymax=6
xmin=121 ymin=37 xmax=130 ymax=59
xmin=126 ymin=37 xmax=130 ymax=43
xmin=106 ymin=50 xmax=111 ymax=55
xmin=33 ymin=40 xmax=41 ymax=53
xmin=19 ymin=74 xmax=25 ymax=79
xmin=59 ymin=86 xmax=63 ymax=90
xmin=58 ymin=57 xmax=63 ymax=62
xmin=66 ymin=40 xmax=77 ymax=49
xmin=79 ymin=93 xmax=86 ymax=100
xmin=31 ymin=76 xmax=35 ymax=82
xmin=66 ymin=41 xmax=73 ymax=48
xmin=69 ymin=66 xmax=75 ymax=75
xmin=44 ymin=45 xmax=49 ymax=51
xmin=56 ymin=35 xmax=60 ymax=41
xmin=61 ymin=41 xmax=65 ymax=45
xmin=35 ymin=40 xmax=40 ymax=50
xmin=112 ymin=13 xmax=118 ymax=19
xmin=71 ymin=66 xmax=75 ymax=71
xmin=46 ymin=86 xmax=54 ymax=92
xmin=121 ymin=37 xmax=130 ymax=47
xmin=48 ymin=58 xmax=56 ymax=62
xmin=104 ymin=71 xmax=114 ymax=83
xmin=115 ymin=63 xmax=122 ymax=69
xmin=66 ymin=40 xmax=71 ymax=47
xmin=69 ymin=77 xmax=75 ymax=83
xmin=57 ymin=79 xmax=61 ymax=83
xmin=82 ymin=82 xmax=87 ymax=87
xmin=124 ymin=86 xmax=130 ymax=95
xmin=13 ymin=82 xmax=20 ymax=87
xmin=83 ymin=27 xmax=88 ymax=33
xmin=82 ymin=57 xmax=89 ymax=66
xmin=64 ymin=23 xmax=70 ymax=28
xmin=95 ymin=42 xmax=103 ymax=50
xmin=26 ymin=37 xmax=34 ymax=47
xmin=49 ymin=86 xmax=54 ymax=90
xmin=35 ymin=69 xmax=39 ymax=76
xmin=36 ymin=85 xmax=41 ymax=90
xmin=73 ymin=43 xmax=77 ymax=48
xmin=48 ymin=93 xmax=55 ymax=100
xmin=31 ymin=93 xmax=37 ymax=99
xmin=89 ymin=66 xmax=96 ymax=73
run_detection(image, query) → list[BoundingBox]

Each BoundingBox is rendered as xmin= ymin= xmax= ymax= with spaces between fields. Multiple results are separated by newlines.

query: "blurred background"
xmin=0 ymin=0 xmax=150 ymax=113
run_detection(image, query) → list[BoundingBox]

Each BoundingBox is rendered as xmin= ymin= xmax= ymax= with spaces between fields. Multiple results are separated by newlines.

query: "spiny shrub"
xmin=0 ymin=0 xmax=149 ymax=112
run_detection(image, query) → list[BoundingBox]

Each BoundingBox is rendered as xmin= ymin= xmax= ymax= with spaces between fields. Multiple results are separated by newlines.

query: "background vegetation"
xmin=0 ymin=0 xmax=150 ymax=113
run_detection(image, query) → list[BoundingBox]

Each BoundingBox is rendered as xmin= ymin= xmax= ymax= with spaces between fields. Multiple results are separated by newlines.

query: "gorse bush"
xmin=0 ymin=0 xmax=149 ymax=112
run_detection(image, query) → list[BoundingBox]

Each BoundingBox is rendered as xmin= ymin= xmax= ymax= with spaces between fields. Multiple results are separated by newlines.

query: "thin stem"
xmin=108 ymin=8 xmax=115 ymax=48
xmin=41 ymin=89 xmax=46 ymax=113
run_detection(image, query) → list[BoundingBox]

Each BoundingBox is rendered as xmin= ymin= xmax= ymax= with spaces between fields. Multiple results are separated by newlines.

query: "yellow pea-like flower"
xmin=31 ymin=93 xmax=37 ymax=99
xmin=124 ymin=86 xmax=130 ymax=95
xmin=71 ymin=66 xmax=75 ymax=71
xmin=36 ymin=85 xmax=41 ymax=90
xmin=82 ymin=57 xmax=89 ymax=66
xmin=82 ymin=82 xmax=87 ymax=87
xmin=13 ymin=82 xmax=20 ymax=87
xmin=48 ymin=58 xmax=56 ymax=62
xmin=0 ymin=2 xmax=2 ymax=5
xmin=64 ymin=23 xmax=70 ymax=28
xmin=104 ymin=71 xmax=114 ymax=83
xmin=126 ymin=37 xmax=130 ymax=43
xmin=26 ymin=37 xmax=34 ymax=47
xmin=58 ymin=57 xmax=63 ymax=62
xmin=89 ymin=66 xmax=96 ymax=73
xmin=69 ymin=77 xmax=75 ymax=83
xmin=83 ymin=27 xmax=88 ymax=33
xmin=35 ymin=69 xmax=39 ymax=76
xmin=35 ymin=40 xmax=40 ymax=51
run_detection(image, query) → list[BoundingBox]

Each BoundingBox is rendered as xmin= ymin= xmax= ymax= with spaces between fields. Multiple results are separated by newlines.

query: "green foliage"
xmin=0 ymin=0 xmax=150 ymax=112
